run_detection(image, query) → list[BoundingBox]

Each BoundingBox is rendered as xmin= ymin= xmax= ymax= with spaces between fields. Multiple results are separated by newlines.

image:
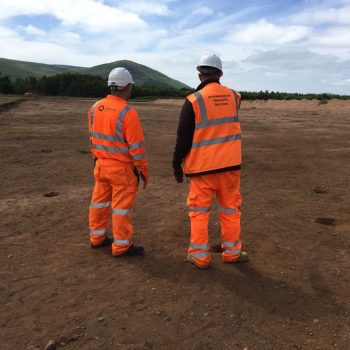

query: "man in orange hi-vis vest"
xmin=173 ymin=54 xmax=249 ymax=269
xmin=88 ymin=67 xmax=148 ymax=257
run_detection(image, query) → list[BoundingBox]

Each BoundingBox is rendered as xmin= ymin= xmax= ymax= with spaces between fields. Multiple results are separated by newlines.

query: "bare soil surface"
xmin=0 ymin=97 xmax=349 ymax=350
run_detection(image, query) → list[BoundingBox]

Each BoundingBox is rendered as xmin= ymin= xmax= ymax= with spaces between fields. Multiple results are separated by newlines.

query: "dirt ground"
xmin=0 ymin=97 xmax=349 ymax=350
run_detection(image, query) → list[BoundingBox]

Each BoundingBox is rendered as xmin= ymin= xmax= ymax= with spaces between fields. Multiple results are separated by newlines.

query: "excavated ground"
xmin=0 ymin=97 xmax=349 ymax=350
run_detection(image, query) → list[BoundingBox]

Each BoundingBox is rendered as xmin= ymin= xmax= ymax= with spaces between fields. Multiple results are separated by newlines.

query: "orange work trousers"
xmin=187 ymin=170 xmax=242 ymax=268
xmin=89 ymin=158 xmax=138 ymax=255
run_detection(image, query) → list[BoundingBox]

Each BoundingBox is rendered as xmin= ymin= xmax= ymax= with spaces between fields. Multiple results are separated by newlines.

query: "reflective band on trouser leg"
xmin=89 ymin=177 xmax=112 ymax=246
xmin=219 ymin=209 xmax=241 ymax=262
xmin=222 ymin=240 xmax=242 ymax=261
xmin=89 ymin=203 xmax=110 ymax=246
xmin=89 ymin=228 xmax=108 ymax=245
xmin=112 ymin=208 xmax=133 ymax=215
xmin=89 ymin=202 xmax=111 ymax=244
xmin=111 ymin=177 xmax=137 ymax=256
xmin=188 ymin=211 xmax=211 ymax=268
xmin=187 ymin=206 xmax=210 ymax=213
xmin=217 ymin=204 xmax=236 ymax=215
xmin=188 ymin=242 xmax=210 ymax=268
xmin=113 ymin=239 xmax=130 ymax=245
xmin=216 ymin=173 xmax=242 ymax=262
xmin=90 ymin=201 xmax=111 ymax=208
xmin=112 ymin=208 xmax=133 ymax=256
xmin=187 ymin=176 xmax=214 ymax=268
xmin=90 ymin=228 xmax=107 ymax=235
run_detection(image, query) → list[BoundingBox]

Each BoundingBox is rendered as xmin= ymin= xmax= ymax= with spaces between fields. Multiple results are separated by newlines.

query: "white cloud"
xmin=0 ymin=0 xmax=146 ymax=33
xmin=312 ymin=27 xmax=350 ymax=46
xmin=292 ymin=5 xmax=350 ymax=25
xmin=119 ymin=1 xmax=171 ymax=16
xmin=0 ymin=26 xmax=18 ymax=39
xmin=243 ymin=47 xmax=348 ymax=74
xmin=331 ymin=78 xmax=350 ymax=86
xmin=225 ymin=19 xmax=310 ymax=45
xmin=18 ymin=25 xmax=45 ymax=36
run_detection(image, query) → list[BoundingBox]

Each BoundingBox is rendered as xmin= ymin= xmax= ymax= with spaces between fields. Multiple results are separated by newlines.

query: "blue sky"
xmin=0 ymin=0 xmax=349 ymax=94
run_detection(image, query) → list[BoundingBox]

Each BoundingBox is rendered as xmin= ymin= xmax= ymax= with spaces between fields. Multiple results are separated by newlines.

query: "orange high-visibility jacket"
xmin=88 ymin=95 xmax=147 ymax=169
xmin=183 ymin=82 xmax=241 ymax=175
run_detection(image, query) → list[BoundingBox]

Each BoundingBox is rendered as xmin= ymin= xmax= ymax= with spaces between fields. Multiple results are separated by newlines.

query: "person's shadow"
xmin=114 ymin=251 xmax=342 ymax=322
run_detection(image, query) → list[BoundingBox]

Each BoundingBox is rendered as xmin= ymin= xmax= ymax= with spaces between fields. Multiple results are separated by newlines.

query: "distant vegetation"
xmin=240 ymin=90 xmax=350 ymax=101
xmin=0 ymin=57 xmax=188 ymax=89
xmin=0 ymin=72 xmax=193 ymax=99
xmin=1 ymin=71 xmax=349 ymax=100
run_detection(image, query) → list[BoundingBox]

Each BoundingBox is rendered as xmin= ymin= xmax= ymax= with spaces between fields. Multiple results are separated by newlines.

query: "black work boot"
xmin=113 ymin=244 xmax=144 ymax=257
xmin=91 ymin=237 xmax=113 ymax=249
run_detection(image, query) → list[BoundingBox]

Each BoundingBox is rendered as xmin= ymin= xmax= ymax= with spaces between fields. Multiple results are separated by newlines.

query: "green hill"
xmin=0 ymin=57 xmax=189 ymax=89
xmin=77 ymin=60 xmax=188 ymax=89
xmin=0 ymin=58 xmax=83 ymax=79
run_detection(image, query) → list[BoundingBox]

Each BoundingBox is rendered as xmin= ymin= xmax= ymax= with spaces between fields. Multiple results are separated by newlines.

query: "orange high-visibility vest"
xmin=183 ymin=82 xmax=241 ymax=175
xmin=88 ymin=95 xmax=146 ymax=165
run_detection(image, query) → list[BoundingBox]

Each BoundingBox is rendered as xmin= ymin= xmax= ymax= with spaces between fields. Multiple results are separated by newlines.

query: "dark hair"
xmin=197 ymin=65 xmax=221 ymax=75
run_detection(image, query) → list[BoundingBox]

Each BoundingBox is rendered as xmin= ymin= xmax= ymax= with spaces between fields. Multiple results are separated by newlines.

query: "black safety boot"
xmin=91 ymin=237 xmax=113 ymax=249
xmin=223 ymin=251 xmax=250 ymax=263
xmin=113 ymin=244 xmax=144 ymax=257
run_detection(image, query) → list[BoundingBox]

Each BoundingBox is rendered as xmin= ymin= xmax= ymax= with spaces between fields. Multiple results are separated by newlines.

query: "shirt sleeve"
xmin=172 ymin=99 xmax=195 ymax=170
xmin=122 ymin=108 xmax=148 ymax=170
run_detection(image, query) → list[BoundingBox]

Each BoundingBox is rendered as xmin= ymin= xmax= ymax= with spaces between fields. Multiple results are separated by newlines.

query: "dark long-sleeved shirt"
xmin=172 ymin=78 xmax=241 ymax=176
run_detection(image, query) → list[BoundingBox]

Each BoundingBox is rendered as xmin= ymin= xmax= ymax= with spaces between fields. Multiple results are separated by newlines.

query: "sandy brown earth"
xmin=0 ymin=97 xmax=349 ymax=350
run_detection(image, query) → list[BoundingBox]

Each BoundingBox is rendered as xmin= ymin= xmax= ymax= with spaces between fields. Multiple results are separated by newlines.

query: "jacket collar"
xmin=196 ymin=78 xmax=220 ymax=92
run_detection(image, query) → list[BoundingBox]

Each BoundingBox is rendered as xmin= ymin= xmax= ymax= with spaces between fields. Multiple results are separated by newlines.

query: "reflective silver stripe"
xmin=192 ymin=133 xmax=241 ymax=149
xmin=90 ymin=102 xmax=98 ymax=129
xmin=194 ymin=92 xmax=208 ymax=122
xmin=190 ymin=251 xmax=209 ymax=258
xmin=128 ymin=141 xmax=145 ymax=149
xmin=218 ymin=204 xmax=237 ymax=214
xmin=194 ymin=91 xmax=239 ymax=129
xmin=116 ymin=105 xmax=131 ymax=139
xmin=224 ymin=249 xmax=241 ymax=255
xmin=90 ymin=228 xmax=106 ymax=235
xmin=92 ymin=143 xmax=128 ymax=154
xmin=90 ymin=131 xmax=125 ymax=143
xmin=231 ymin=89 xmax=239 ymax=109
xmin=190 ymin=243 xmax=209 ymax=250
xmin=195 ymin=116 xmax=239 ymax=130
xmin=112 ymin=208 xmax=133 ymax=215
xmin=131 ymin=153 xmax=146 ymax=161
xmin=113 ymin=239 xmax=130 ymax=245
xmin=90 ymin=201 xmax=111 ymax=208
xmin=223 ymin=240 xmax=240 ymax=248
xmin=187 ymin=206 xmax=210 ymax=213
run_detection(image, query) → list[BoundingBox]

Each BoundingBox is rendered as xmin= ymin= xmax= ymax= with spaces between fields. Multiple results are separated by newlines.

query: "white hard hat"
xmin=197 ymin=53 xmax=223 ymax=73
xmin=107 ymin=67 xmax=134 ymax=88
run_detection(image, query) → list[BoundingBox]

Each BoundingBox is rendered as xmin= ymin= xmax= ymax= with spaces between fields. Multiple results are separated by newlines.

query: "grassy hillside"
xmin=0 ymin=58 xmax=83 ymax=79
xmin=0 ymin=57 xmax=189 ymax=89
xmin=78 ymin=60 xmax=188 ymax=89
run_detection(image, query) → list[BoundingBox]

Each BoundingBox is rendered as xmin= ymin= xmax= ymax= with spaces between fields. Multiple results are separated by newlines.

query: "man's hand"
xmin=173 ymin=168 xmax=183 ymax=183
xmin=139 ymin=167 xmax=149 ymax=189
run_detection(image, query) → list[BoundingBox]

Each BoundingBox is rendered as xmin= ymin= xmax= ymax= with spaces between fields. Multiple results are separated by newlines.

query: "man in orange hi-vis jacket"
xmin=173 ymin=53 xmax=249 ymax=269
xmin=88 ymin=67 xmax=148 ymax=257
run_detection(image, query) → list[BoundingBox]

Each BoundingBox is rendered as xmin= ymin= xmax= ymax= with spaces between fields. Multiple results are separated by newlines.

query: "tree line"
xmin=0 ymin=71 xmax=349 ymax=100
xmin=0 ymin=72 xmax=193 ymax=99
